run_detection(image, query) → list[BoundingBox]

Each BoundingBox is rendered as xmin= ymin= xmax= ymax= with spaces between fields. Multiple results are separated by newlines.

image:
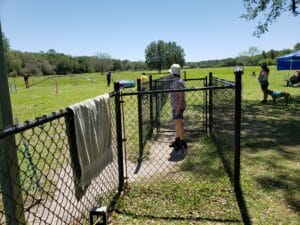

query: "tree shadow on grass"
xmin=242 ymin=96 xmax=300 ymax=213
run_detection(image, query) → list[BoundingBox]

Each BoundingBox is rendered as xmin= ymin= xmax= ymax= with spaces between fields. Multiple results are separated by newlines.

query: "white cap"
xmin=168 ymin=64 xmax=181 ymax=76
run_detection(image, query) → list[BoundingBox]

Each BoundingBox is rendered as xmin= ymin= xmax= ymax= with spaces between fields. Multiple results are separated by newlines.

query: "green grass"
xmin=112 ymin=137 xmax=242 ymax=225
xmin=7 ymin=67 xmax=300 ymax=224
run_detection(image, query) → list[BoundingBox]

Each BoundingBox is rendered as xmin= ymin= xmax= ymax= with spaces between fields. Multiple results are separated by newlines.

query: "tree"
xmin=6 ymin=51 xmax=22 ymax=76
xmin=239 ymin=46 xmax=261 ymax=57
xmin=55 ymin=55 xmax=73 ymax=75
xmin=165 ymin=41 xmax=185 ymax=68
xmin=94 ymin=52 xmax=113 ymax=74
xmin=75 ymin=56 xmax=93 ymax=73
xmin=241 ymin=0 xmax=299 ymax=37
xmin=112 ymin=59 xmax=122 ymax=71
xmin=1 ymin=32 xmax=9 ymax=54
xmin=145 ymin=40 xmax=185 ymax=73
xmin=145 ymin=40 xmax=166 ymax=73
xmin=294 ymin=42 xmax=300 ymax=50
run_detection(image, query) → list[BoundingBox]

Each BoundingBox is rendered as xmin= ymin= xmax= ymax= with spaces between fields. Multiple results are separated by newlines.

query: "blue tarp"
xmin=276 ymin=51 xmax=300 ymax=70
xmin=118 ymin=80 xmax=136 ymax=88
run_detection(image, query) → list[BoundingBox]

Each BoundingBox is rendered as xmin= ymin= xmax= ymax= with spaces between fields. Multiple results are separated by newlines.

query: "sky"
xmin=0 ymin=0 xmax=299 ymax=62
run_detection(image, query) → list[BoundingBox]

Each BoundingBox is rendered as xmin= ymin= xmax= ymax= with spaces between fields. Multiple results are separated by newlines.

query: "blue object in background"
xmin=118 ymin=80 xmax=136 ymax=88
xmin=276 ymin=51 xmax=300 ymax=70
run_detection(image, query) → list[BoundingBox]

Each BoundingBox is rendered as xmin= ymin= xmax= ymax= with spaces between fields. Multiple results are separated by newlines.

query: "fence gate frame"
xmin=113 ymin=71 xmax=242 ymax=187
xmin=112 ymin=69 xmax=247 ymax=223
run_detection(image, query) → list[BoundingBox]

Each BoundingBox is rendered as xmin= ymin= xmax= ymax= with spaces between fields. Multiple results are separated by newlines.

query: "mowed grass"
xmin=9 ymin=72 xmax=155 ymax=122
xmin=7 ymin=67 xmax=300 ymax=224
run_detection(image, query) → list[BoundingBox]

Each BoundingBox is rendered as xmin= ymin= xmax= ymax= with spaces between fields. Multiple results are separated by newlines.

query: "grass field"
xmin=7 ymin=67 xmax=300 ymax=224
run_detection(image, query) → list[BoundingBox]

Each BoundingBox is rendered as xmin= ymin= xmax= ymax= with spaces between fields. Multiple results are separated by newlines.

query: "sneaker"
xmin=173 ymin=142 xmax=182 ymax=151
xmin=169 ymin=138 xmax=180 ymax=148
xmin=181 ymin=140 xmax=188 ymax=149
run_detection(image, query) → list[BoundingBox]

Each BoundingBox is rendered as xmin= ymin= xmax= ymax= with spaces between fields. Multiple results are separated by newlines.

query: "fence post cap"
xmin=234 ymin=66 xmax=243 ymax=74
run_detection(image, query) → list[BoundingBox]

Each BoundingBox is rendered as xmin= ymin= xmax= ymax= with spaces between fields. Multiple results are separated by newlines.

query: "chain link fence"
xmin=210 ymin=76 xmax=236 ymax=180
xmin=120 ymin=87 xmax=208 ymax=183
xmin=0 ymin=98 xmax=120 ymax=224
xmin=0 ymin=72 xmax=242 ymax=224
xmin=112 ymin=73 xmax=242 ymax=221
xmin=119 ymin=75 xmax=235 ymax=184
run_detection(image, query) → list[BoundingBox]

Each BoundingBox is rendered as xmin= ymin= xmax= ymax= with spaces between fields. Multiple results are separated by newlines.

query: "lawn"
xmin=7 ymin=67 xmax=300 ymax=224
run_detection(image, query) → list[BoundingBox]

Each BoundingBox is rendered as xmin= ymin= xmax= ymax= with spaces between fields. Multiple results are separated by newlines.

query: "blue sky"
xmin=1 ymin=0 xmax=299 ymax=61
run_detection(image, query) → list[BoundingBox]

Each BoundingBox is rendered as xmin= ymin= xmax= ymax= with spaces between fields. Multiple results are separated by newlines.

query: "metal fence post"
xmin=208 ymin=72 xmax=213 ymax=136
xmin=136 ymin=78 xmax=143 ymax=162
xmin=233 ymin=67 xmax=251 ymax=225
xmin=204 ymin=76 xmax=208 ymax=133
xmin=114 ymin=82 xmax=124 ymax=193
xmin=149 ymin=75 xmax=153 ymax=131
xmin=233 ymin=67 xmax=243 ymax=190
xmin=0 ymin=22 xmax=26 ymax=224
xmin=154 ymin=80 xmax=159 ymax=133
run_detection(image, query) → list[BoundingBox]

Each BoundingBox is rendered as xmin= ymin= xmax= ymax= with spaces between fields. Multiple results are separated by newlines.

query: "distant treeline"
xmin=185 ymin=44 xmax=300 ymax=69
xmin=4 ymin=44 xmax=300 ymax=77
xmin=5 ymin=49 xmax=148 ymax=77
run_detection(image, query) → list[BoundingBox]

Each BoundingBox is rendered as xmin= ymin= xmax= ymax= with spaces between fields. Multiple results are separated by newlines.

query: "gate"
xmin=116 ymin=75 xmax=210 ymax=182
xmin=152 ymin=77 xmax=208 ymax=134
xmin=112 ymin=72 xmax=247 ymax=223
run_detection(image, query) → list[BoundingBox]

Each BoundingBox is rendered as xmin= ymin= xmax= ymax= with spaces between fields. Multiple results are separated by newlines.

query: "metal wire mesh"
xmin=0 ymin=74 xmax=239 ymax=224
xmin=121 ymin=88 xmax=208 ymax=184
xmin=0 ymin=97 xmax=119 ymax=225
xmin=211 ymin=77 xmax=236 ymax=178
xmin=115 ymin=75 xmax=240 ymax=220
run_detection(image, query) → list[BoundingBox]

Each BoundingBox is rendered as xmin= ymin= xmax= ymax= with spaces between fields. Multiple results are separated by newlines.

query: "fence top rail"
xmin=119 ymin=84 xmax=235 ymax=97
xmin=184 ymin=77 xmax=207 ymax=81
xmin=212 ymin=76 xmax=235 ymax=87
xmin=154 ymin=79 xmax=172 ymax=83
xmin=0 ymin=109 xmax=70 ymax=138
xmin=0 ymin=92 xmax=117 ymax=138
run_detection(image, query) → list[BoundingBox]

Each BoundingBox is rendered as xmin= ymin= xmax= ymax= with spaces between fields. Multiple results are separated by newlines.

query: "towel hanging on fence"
xmin=67 ymin=93 xmax=113 ymax=191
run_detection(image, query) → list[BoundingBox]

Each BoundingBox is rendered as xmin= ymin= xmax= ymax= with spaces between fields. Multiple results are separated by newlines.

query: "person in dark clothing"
xmin=106 ymin=71 xmax=111 ymax=87
xmin=24 ymin=73 xmax=29 ymax=88
xmin=258 ymin=64 xmax=269 ymax=104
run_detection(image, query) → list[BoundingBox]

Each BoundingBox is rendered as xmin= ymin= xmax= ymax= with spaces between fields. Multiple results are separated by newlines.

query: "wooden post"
xmin=0 ymin=22 xmax=26 ymax=224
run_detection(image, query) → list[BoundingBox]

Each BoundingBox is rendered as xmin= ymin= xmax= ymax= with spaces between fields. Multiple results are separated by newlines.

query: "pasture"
xmin=7 ymin=67 xmax=300 ymax=224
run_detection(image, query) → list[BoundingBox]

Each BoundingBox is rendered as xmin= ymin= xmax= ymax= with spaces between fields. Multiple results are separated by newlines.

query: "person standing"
xmin=140 ymin=72 xmax=149 ymax=90
xmin=106 ymin=71 xmax=111 ymax=87
xmin=24 ymin=73 xmax=29 ymax=88
xmin=168 ymin=64 xmax=187 ymax=151
xmin=258 ymin=64 xmax=270 ymax=104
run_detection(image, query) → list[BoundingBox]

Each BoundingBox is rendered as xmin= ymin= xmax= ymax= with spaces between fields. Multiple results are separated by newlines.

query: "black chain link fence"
xmin=0 ymin=72 xmax=242 ymax=224
xmin=210 ymin=76 xmax=236 ymax=180
xmin=120 ymin=87 xmax=208 ymax=182
xmin=118 ymin=75 xmax=233 ymax=184
xmin=113 ymin=73 xmax=242 ymax=221
xmin=0 ymin=97 xmax=120 ymax=224
xmin=119 ymin=76 xmax=207 ymax=165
